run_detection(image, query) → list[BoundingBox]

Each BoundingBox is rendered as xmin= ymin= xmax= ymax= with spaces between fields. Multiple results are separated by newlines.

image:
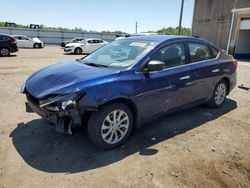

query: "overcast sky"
xmin=0 ymin=0 xmax=195 ymax=33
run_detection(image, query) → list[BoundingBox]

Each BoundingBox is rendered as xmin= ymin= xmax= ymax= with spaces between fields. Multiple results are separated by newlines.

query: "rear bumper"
xmin=10 ymin=45 xmax=18 ymax=53
xmin=229 ymin=71 xmax=237 ymax=93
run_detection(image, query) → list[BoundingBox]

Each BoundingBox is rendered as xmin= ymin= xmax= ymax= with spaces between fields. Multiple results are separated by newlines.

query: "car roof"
xmin=12 ymin=35 xmax=29 ymax=37
xmin=126 ymin=35 xmax=210 ymax=44
xmin=86 ymin=38 xmax=104 ymax=41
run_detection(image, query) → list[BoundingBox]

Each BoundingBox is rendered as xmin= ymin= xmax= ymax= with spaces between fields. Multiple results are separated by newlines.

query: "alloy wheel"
xmin=214 ymin=83 xmax=226 ymax=105
xmin=101 ymin=110 xmax=129 ymax=144
xmin=0 ymin=48 xmax=10 ymax=56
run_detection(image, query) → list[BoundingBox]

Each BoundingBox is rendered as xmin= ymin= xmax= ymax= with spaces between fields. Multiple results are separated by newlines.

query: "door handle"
xmin=180 ymin=75 xmax=190 ymax=80
xmin=211 ymin=69 xmax=220 ymax=73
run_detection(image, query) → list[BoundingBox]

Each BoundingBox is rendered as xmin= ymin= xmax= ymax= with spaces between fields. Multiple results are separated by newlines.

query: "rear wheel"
xmin=88 ymin=103 xmax=133 ymax=149
xmin=207 ymin=80 xmax=228 ymax=108
xmin=0 ymin=48 xmax=10 ymax=56
xmin=74 ymin=48 xmax=82 ymax=55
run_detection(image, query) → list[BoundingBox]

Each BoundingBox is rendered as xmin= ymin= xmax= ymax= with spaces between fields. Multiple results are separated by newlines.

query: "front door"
xmin=135 ymin=42 xmax=196 ymax=118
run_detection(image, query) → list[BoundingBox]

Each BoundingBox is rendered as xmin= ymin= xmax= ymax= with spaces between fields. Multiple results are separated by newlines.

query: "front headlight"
xmin=40 ymin=92 xmax=84 ymax=110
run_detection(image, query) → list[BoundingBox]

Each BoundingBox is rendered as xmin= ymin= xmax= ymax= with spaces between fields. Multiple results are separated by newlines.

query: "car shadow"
xmin=0 ymin=54 xmax=17 ymax=58
xmin=10 ymin=99 xmax=237 ymax=173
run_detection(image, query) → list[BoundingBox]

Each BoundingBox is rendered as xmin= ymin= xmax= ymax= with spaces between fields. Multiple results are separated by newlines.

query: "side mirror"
xmin=144 ymin=60 xmax=166 ymax=72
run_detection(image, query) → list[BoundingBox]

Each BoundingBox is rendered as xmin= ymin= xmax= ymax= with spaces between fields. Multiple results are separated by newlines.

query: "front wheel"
xmin=207 ymin=80 xmax=228 ymax=108
xmin=88 ymin=103 xmax=133 ymax=149
xmin=33 ymin=43 xmax=40 ymax=48
xmin=74 ymin=47 xmax=82 ymax=55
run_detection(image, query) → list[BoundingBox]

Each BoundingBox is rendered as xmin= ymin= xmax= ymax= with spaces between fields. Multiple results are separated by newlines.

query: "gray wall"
xmin=192 ymin=0 xmax=250 ymax=51
xmin=0 ymin=27 xmax=118 ymax=44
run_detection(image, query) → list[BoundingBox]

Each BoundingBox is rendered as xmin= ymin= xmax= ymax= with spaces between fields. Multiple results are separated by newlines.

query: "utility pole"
xmin=135 ymin=21 xmax=138 ymax=34
xmin=178 ymin=0 xmax=184 ymax=35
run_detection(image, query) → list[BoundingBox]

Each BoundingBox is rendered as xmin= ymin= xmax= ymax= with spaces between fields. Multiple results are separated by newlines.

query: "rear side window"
xmin=0 ymin=36 xmax=10 ymax=42
xmin=151 ymin=43 xmax=186 ymax=69
xmin=188 ymin=43 xmax=212 ymax=63
xmin=88 ymin=40 xmax=94 ymax=44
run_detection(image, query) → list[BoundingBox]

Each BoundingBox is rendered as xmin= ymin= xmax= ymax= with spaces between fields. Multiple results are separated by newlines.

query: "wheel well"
xmin=75 ymin=47 xmax=82 ymax=52
xmin=33 ymin=43 xmax=39 ymax=47
xmin=100 ymin=98 xmax=138 ymax=124
xmin=0 ymin=47 xmax=10 ymax=50
xmin=221 ymin=77 xmax=230 ymax=95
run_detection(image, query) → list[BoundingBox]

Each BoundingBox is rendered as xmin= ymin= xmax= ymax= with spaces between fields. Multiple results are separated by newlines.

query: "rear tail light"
xmin=10 ymin=37 xmax=16 ymax=44
xmin=232 ymin=59 xmax=238 ymax=68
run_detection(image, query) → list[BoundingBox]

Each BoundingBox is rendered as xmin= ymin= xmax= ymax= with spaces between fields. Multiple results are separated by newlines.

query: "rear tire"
xmin=0 ymin=48 xmax=10 ymax=56
xmin=74 ymin=48 xmax=82 ymax=55
xmin=207 ymin=80 xmax=228 ymax=108
xmin=88 ymin=103 xmax=133 ymax=149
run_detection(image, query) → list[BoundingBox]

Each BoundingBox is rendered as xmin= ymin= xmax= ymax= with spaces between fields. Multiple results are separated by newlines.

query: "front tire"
xmin=207 ymin=80 xmax=228 ymax=108
xmin=0 ymin=48 xmax=10 ymax=56
xmin=88 ymin=103 xmax=133 ymax=149
xmin=33 ymin=43 xmax=40 ymax=48
xmin=74 ymin=48 xmax=82 ymax=55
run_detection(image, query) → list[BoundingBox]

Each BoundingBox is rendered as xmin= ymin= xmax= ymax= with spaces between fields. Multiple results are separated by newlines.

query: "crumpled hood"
xmin=25 ymin=61 xmax=118 ymax=99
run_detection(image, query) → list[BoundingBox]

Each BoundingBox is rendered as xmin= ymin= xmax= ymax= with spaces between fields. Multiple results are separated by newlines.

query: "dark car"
xmin=0 ymin=34 xmax=18 ymax=56
xmin=21 ymin=35 xmax=237 ymax=149
xmin=61 ymin=37 xmax=84 ymax=47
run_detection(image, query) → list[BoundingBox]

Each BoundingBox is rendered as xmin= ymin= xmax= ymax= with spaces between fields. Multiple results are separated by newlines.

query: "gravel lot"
xmin=0 ymin=46 xmax=249 ymax=188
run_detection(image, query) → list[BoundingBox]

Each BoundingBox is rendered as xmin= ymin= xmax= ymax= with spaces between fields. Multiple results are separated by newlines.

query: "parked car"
xmin=13 ymin=35 xmax=44 ymax=48
xmin=61 ymin=37 xmax=85 ymax=47
xmin=0 ymin=34 xmax=18 ymax=56
xmin=115 ymin=34 xmax=132 ymax=40
xmin=64 ymin=38 xmax=108 ymax=55
xmin=21 ymin=35 xmax=237 ymax=149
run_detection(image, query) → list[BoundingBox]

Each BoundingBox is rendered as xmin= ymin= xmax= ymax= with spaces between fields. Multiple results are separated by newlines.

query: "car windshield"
xmin=80 ymin=40 xmax=158 ymax=68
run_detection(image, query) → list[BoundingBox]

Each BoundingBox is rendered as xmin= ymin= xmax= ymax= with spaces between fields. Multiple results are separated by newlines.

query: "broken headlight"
xmin=39 ymin=92 xmax=84 ymax=111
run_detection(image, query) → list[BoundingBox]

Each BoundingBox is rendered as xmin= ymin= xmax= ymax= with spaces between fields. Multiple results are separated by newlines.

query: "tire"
xmin=88 ymin=103 xmax=133 ymax=149
xmin=0 ymin=48 xmax=10 ymax=56
xmin=33 ymin=43 xmax=40 ymax=48
xmin=207 ymin=80 xmax=228 ymax=108
xmin=74 ymin=48 xmax=82 ymax=55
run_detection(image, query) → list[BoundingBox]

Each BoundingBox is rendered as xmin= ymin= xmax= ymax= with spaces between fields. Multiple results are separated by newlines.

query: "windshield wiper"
xmin=84 ymin=62 xmax=108 ymax=68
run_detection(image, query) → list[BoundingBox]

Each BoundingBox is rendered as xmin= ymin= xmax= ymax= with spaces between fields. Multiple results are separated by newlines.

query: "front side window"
xmin=81 ymin=40 xmax=157 ymax=68
xmin=188 ymin=43 xmax=212 ymax=63
xmin=151 ymin=43 xmax=186 ymax=69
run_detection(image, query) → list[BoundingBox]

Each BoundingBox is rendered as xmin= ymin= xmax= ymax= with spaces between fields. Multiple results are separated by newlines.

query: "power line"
xmin=178 ymin=0 xmax=185 ymax=35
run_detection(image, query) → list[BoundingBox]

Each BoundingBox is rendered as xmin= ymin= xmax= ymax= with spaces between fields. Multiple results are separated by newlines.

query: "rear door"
xmin=187 ymin=42 xmax=221 ymax=102
xmin=93 ymin=40 xmax=104 ymax=50
xmin=16 ymin=36 xmax=31 ymax=47
xmin=84 ymin=39 xmax=95 ymax=53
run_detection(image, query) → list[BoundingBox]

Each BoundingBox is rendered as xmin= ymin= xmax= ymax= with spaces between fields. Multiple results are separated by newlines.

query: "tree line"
xmin=0 ymin=22 xmax=191 ymax=36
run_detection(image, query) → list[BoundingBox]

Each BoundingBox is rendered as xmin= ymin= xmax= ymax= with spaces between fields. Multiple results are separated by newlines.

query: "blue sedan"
xmin=21 ymin=35 xmax=237 ymax=149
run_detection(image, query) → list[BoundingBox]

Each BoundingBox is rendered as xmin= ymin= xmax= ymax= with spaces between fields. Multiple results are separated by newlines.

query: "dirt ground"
xmin=0 ymin=46 xmax=249 ymax=188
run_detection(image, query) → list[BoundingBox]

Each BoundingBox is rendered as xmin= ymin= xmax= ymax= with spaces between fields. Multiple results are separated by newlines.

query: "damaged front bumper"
xmin=25 ymin=94 xmax=88 ymax=136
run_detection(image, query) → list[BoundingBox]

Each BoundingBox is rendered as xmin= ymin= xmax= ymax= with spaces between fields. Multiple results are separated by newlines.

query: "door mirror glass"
xmin=146 ymin=60 xmax=166 ymax=72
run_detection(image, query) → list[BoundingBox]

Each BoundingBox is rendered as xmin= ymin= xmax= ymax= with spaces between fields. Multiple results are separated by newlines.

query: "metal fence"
xmin=0 ymin=27 xmax=118 ymax=44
